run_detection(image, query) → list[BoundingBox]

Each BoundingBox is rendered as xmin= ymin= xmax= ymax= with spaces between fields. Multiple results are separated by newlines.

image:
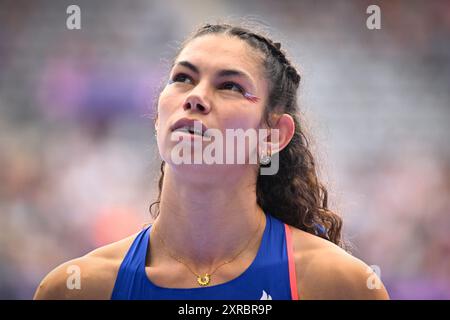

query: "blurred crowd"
xmin=0 ymin=0 xmax=449 ymax=299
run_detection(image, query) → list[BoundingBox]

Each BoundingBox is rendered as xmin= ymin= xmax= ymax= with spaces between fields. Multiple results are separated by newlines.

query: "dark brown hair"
xmin=150 ymin=23 xmax=346 ymax=249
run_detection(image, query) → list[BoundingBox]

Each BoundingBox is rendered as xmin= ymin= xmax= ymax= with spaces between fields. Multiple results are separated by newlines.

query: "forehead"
xmin=175 ymin=34 xmax=265 ymax=82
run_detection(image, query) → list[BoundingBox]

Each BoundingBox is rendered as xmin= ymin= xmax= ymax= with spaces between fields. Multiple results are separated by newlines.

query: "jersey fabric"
xmin=111 ymin=212 xmax=298 ymax=300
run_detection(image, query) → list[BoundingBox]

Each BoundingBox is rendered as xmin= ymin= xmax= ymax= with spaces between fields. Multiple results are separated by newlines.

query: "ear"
xmin=266 ymin=113 xmax=295 ymax=154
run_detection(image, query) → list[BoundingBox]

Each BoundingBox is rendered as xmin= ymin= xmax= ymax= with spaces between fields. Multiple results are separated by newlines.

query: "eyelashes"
xmin=169 ymin=73 xmax=193 ymax=85
xmin=169 ymin=73 xmax=249 ymax=97
xmin=219 ymin=81 xmax=245 ymax=94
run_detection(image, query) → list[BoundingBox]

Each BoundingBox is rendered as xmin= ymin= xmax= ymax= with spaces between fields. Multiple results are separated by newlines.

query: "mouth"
xmin=171 ymin=118 xmax=210 ymax=138
xmin=174 ymin=126 xmax=205 ymax=136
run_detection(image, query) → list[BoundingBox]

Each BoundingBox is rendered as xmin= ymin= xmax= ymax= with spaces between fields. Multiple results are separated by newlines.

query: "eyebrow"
xmin=173 ymin=60 xmax=255 ymax=89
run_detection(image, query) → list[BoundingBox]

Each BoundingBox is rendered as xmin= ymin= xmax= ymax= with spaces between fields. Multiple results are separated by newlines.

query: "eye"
xmin=219 ymin=82 xmax=245 ymax=94
xmin=170 ymin=73 xmax=193 ymax=85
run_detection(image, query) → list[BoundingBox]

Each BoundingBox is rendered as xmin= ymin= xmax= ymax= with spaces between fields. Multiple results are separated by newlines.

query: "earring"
xmin=260 ymin=154 xmax=271 ymax=165
xmin=259 ymin=148 xmax=271 ymax=165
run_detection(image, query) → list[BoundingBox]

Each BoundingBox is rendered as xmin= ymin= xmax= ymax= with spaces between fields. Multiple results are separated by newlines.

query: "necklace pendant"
xmin=197 ymin=274 xmax=211 ymax=286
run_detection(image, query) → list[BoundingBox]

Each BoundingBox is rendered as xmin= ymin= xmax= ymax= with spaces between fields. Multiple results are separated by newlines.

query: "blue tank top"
xmin=111 ymin=213 xmax=299 ymax=300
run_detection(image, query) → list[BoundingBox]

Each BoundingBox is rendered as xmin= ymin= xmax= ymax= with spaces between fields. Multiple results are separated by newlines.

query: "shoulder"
xmin=33 ymin=231 xmax=141 ymax=300
xmin=287 ymin=225 xmax=390 ymax=300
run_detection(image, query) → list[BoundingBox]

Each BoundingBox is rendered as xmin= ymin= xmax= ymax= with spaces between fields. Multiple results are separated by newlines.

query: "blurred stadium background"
xmin=0 ymin=0 xmax=449 ymax=299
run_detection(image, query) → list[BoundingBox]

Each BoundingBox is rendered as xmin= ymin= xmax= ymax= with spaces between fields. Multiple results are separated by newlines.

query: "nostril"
xmin=183 ymin=99 xmax=209 ymax=112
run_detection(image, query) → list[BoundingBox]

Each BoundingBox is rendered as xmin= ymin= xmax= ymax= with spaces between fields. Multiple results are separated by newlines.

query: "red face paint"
xmin=244 ymin=92 xmax=260 ymax=103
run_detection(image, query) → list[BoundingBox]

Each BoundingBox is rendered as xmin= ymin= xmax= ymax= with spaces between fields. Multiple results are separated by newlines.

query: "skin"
xmin=34 ymin=34 xmax=389 ymax=300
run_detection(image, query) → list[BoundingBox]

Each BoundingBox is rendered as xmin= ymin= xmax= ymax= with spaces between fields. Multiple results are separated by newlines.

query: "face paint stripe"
xmin=244 ymin=92 xmax=260 ymax=103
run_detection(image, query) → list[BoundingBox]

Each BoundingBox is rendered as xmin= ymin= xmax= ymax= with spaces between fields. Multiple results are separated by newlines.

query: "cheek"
xmin=220 ymin=108 xmax=263 ymax=131
xmin=157 ymin=90 xmax=179 ymax=122
xmin=155 ymin=93 xmax=173 ymax=155
xmin=220 ymin=110 xmax=263 ymax=150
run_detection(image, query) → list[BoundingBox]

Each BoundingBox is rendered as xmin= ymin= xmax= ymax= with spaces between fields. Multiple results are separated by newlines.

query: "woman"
xmin=34 ymin=23 xmax=389 ymax=300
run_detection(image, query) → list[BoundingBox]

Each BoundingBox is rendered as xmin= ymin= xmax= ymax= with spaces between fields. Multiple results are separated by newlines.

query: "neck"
xmin=153 ymin=165 xmax=265 ymax=271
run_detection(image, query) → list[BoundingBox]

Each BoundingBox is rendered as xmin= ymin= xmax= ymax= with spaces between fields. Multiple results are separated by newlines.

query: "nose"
xmin=183 ymin=85 xmax=212 ymax=114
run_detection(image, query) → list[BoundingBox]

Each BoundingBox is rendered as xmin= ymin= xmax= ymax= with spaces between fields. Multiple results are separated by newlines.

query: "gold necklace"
xmin=152 ymin=213 xmax=263 ymax=287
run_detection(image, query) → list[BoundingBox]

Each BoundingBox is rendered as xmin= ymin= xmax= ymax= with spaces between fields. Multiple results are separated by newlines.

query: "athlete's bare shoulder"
xmin=33 ymin=229 xmax=143 ymax=300
xmin=288 ymin=225 xmax=389 ymax=300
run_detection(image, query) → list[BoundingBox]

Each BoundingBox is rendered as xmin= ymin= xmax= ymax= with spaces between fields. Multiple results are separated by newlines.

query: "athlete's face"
xmin=156 ymin=34 xmax=269 ymax=171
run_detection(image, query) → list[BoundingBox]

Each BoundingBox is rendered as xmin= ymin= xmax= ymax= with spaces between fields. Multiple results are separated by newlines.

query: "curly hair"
xmin=149 ymin=22 xmax=346 ymax=249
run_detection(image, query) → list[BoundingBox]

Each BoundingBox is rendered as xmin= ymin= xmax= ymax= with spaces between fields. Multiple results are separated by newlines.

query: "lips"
xmin=171 ymin=118 xmax=209 ymax=137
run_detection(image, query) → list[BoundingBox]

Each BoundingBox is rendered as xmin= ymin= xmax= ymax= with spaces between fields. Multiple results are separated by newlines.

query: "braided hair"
xmin=150 ymin=23 xmax=346 ymax=249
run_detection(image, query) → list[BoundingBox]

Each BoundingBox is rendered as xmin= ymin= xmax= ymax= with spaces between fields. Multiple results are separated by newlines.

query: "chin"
xmin=169 ymin=161 xmax=249 ymax=179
